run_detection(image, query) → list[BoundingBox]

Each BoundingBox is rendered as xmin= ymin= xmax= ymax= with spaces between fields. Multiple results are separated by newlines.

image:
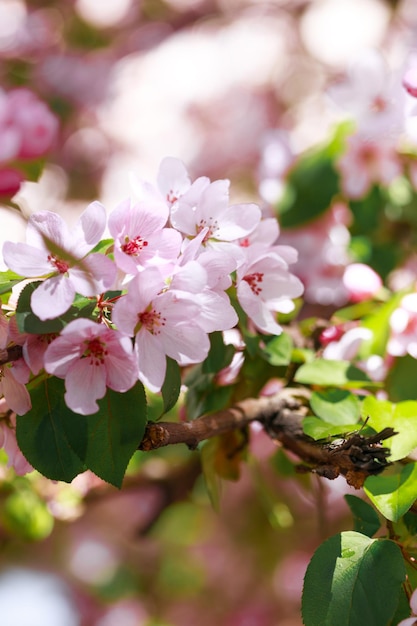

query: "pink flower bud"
xmin=0 ymin=168 xmax=23 ymax=198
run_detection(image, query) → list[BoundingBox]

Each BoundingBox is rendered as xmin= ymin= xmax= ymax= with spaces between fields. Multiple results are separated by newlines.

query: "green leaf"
xmin=310 ymin=389 xmax=360 ymax=426
xmin=360 ymin=291 xmax=407 ymax=358
xmin=202 ymin=331 xmax=235 ymax=374
xmin=386 ymin=355 xmax=417 ymax=401
xmin=294 ymin=359 xmax=373 ymax=388
xmin=362 ymin=396 xmax=417 ymax=462
xmin=364 ymin=463 xmax=417 ymax=522
xmin=344 ymin=495 xmax=380 ymax=537
xmin=61 ymin=381 xmax=147 ymax=488
xmin=15 ymin=281 xmax=97 ymax=334
xmin=302 ymin=417 xmax=360 ymax=441
xmin=302 ymin=531 xmax=406 ymax=626
xmin=201 ymin=438 xmax=222 ymax=511
xmin=160 ymin=357 xmax=181 ymax=417
xmin=16 ymin=378 xmax=86 ymax=482
xmin=261 ymin=332 xmax=293 ymax=366
xmin=277 ymin=145 xmax=340 ymax=228
xmin=0 ymin=269 xmax=24 ymax=296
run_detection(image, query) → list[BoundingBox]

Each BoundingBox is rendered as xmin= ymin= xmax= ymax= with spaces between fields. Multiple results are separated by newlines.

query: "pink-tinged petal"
xmin=23 ymin=334 xmax=52 ymax=375
xmin=9 ymin=358 xmax=30 ymax=384
xmin=69 ymin=253 xmax=116 ymax=296
xmin=109 ymin=198 xmax=168 ymax=239
xmin=170 ymin=177 xmax=211 ymax=234
xmin=142 ymin=228 xmax=182 ymax=264
xmin=103 ymin=335 xmax=138 ymax=392
xmin=157 ymin=156 xmax=191 ymax=203
xmin=170 ymin=261 xmax=207 ymax=293
xmin=26 ymin=211 xmax=70 ymax=251
xmin=72 ymin=201 xmax=107 ymax=253
xmin=237 ymin=281 xmax=283 ymax=335
xmin=31 ymin=275 xmax=75 ymax=320
xmin=112 ymin=293 xmax=143 ymax=337
xmin=2 ymin=241 xmax=53 ymax=276
xmin=64 ymin=359 xmax=107 ymax=415
xmin=216 ymin=203 xmax=261 ymax=240
xmin=161 ymin=320 xmax=210 ymax=365
xmin=193 ymin=290 xmax=238 ymax=333
xmin=135 ymin=330 xmax=166 ymax=392
xmin=1 ymin=368 xmax=31 ymax=415
xmin=0 ymin=311 xmax=8 ymax=349
xmin=44 ymin=334 xmax=83 ymax=377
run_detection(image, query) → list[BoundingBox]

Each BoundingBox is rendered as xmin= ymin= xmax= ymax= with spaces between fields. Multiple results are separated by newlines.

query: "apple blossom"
xmin=388 ymin=293 xmax=417 ymax=359
xmin=170 ymin=177 xmax=261 ymax=248
xmin=327 ymin=49 xmax=405 ymax=138
xmin=279 ymin=204 xmax=351 ymax=306
xmin=108 ymin=197 xmax=182 ymax=275
xmin=338 ymin=132 xmax=401 ymax=199
xmin=2 ymin=202 xmax=117 ymax=320
xmin=0 ymin=310 xmax=31 ymax=416
xmin=112 ymin=267 xmax=211 ymax=392
xmin=0 ymin=404 xmax=33 ymax=476
xmin=342 ymin=263 xmax=383 ymax=302
xmin=44 ymin=318 xmax=138 ymax=415
xmin=236 ymin=247 xmax=304 ymax=335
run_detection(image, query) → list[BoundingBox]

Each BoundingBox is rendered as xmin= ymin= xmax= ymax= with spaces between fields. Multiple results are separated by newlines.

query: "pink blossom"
xmin=170 ymin=177 xmax=261 ymax=247
xmin=5 ymin=89 xmax=58 ymax=159
xmin=108 ymin=197 xmax=182 ymax=275
xmin=2 ymin=202 xmax=116 ymax=320
xmin=44 ymin=319 xmax=138 ymax=415
xmin=0 ymin=88 xmax=57 ymax=162
xmin=130 ymin=156 xmax=193 ymax=209
xmin=236 ymin=247 xmax=304 ymax=335
xmin=388 ymin=293 xmax=417 ymax=359
xmin=112 ymin=268 xmax=210 ymax=392
xmin=338 ymin=133 xmax=402 ymax=199
xmin=322 ymin=327 xmax=373 ymax=361
xmin=279 ymin=204 xmax=351 ymax=306
xmin=257 ymin=130 xmax=294 ymax=204
xmin=0 ymin=407 xmax=33 ymax=476
xmin=0 ymin=311 xmax=31 ymax=416
xmin=342 ymin=263 xmax=382 ymax=302
xmin=327 ymin=49 xmax=405 ymax=138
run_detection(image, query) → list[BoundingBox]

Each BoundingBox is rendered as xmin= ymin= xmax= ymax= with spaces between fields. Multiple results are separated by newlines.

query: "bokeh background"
xmin=0 ymin=0 xmax=416 ymax=624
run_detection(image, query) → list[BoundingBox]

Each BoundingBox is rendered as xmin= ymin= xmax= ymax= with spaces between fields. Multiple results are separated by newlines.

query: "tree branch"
xmin=0 ymin=345 xmax=23 ymax=366
xmin=139 ymin=388 xmax=395 ymax=489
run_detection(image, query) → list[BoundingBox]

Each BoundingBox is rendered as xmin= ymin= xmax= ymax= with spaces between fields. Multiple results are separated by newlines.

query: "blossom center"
xmin=82 ymin=337 xmax=108 ymax=366
xmin=244 ymin=271 xmax=263 ymax=295
xmin=48 ymin=254 xmax=70 ymax=274
xmin=197 ymin=217 xmax=219 ymax=242
xmin=121 ymin=235 xmax=149 ymax=256
xmin=138 ymin=307 xmax=166 ymax=335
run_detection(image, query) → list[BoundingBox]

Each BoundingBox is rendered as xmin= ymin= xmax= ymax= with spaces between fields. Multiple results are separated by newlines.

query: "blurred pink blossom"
xmin=279 ymin=203 xmax=351 ymax=306
xmin=0 ymin=88 xmax=58 ymax=162
xmin=338 ymin=133 xmax=401 ymax=199
xmin=388 ymin=293 xmax=417 ymax=359
xmin=342 ymin=263 xmax=382 ymax=302
xmin=328 ymin=49 xmax=405 ymax=138
xmin=0 ymin=407 xmax=33 ymax=476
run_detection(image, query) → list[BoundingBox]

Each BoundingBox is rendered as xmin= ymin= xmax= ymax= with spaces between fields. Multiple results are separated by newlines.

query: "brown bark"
xmin=139 ymin=388 xmax=395 ymax=489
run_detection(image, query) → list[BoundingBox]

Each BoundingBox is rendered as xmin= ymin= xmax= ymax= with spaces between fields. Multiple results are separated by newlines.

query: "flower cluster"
xmin=0 ymin=88 xmax=58 ymax=197
xmin=1 ymin=157 xmax=303 ymax=416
